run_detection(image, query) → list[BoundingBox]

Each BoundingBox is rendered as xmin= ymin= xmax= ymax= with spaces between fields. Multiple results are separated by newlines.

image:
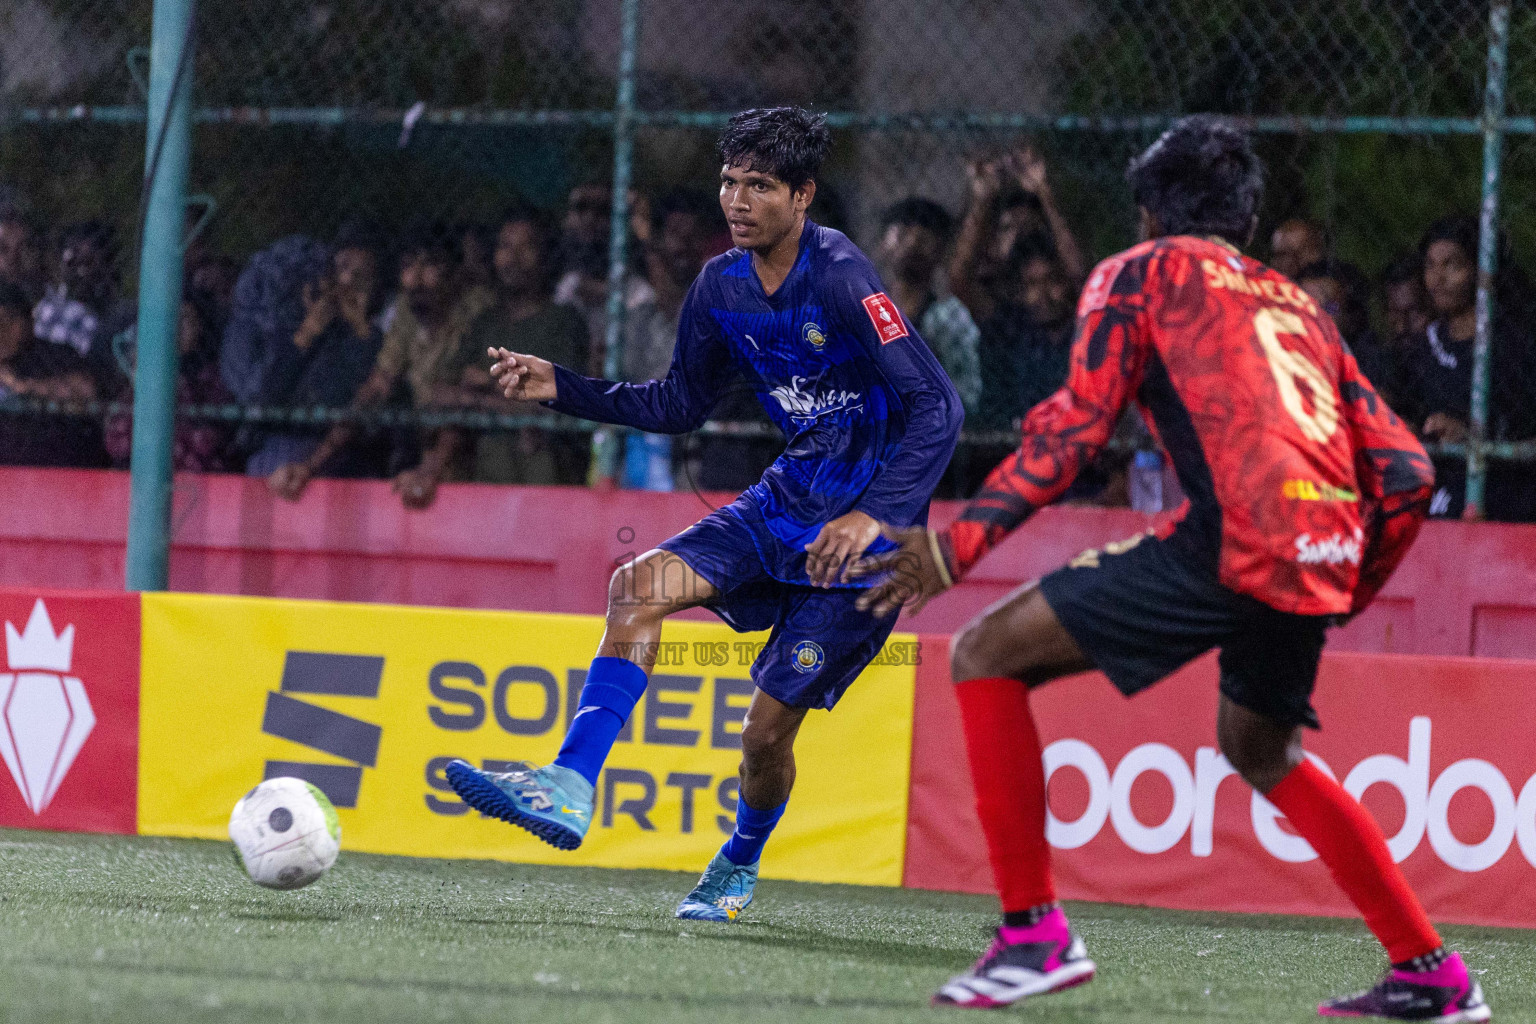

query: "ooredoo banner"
xmin=905 ymin=647 xmax=1536 ymax=927
xmin=0 ymin=589 xmax=139 ymax=835
xmin=137 ymin=592 xmax=919 ymax=885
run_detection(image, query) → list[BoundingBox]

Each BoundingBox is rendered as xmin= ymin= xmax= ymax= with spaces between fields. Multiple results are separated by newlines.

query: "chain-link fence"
xmin=0 ymin=0 xmax=1532 ymax=518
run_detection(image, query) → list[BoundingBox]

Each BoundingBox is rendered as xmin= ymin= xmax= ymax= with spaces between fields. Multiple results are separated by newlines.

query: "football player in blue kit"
xmin=444 ymin=106 xmax=963 ymax=920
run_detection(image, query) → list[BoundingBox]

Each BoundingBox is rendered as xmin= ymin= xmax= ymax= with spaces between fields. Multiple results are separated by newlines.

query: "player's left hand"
xmin=392 ymin=466 xmax=439 ymax=510
xmin=1422 ymin=412 xmax=1469 ymax=444
xmin=805 ymin=510 xmax=882 ymax=587
xmin=849 ymin=524 xmax=952 ymax=618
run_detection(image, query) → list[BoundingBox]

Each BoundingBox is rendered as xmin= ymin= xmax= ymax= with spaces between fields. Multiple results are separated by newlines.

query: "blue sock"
xmin=553 ymin=657 xmax=648 ymax=786
xmin=720 ymin=797 xmax=787 ymax=866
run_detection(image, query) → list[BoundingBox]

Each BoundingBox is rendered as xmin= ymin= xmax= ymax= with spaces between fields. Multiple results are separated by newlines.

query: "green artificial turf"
xmin=0 ymin=828 xmax=1529 ymax=1023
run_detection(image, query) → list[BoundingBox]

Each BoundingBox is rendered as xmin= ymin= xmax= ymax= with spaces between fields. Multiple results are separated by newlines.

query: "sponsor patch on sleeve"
xmin=1078 ymin=256 xmax=1126 ymax=315
xmin=861 ymin=292 xmax=909 ymax=344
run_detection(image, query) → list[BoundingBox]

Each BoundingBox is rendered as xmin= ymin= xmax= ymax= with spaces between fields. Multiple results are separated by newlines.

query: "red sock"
xmin=956 ymin=677 xmax=1057 ymax=912
xmin=1267 ymin=759 xmax=1441 ymax=963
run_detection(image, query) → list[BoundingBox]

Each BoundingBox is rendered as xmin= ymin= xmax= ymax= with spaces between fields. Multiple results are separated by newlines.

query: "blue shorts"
xmin=657 ymin=504 xmax=898 ymax=710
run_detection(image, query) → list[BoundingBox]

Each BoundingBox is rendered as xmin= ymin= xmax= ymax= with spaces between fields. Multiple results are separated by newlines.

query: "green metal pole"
xmin=125 ymin=0 xmax=196 ymax=590
xmin=1466 ymin=0 xmax=1510 ymax=519
xmin=593 ymin=0 xmax=642 ymax=485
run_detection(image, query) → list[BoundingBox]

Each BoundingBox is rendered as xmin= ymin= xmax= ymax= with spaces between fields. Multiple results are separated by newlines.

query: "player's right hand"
xmin=268 ymin=462 xmax=312 ymax=502
xmin=849 ymin=524 xmax=953 ymax=618
xmin=488 ymin=347 xmax=557 ymax=403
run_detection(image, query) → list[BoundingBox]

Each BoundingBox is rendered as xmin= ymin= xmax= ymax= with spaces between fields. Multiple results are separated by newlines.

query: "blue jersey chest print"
xmin=707 ymin=301 xmax=885 ymax=437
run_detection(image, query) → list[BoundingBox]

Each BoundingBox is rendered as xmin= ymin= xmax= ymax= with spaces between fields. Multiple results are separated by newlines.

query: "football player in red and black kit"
xmin=853 ymin=117 xmax=1489 ymax=1022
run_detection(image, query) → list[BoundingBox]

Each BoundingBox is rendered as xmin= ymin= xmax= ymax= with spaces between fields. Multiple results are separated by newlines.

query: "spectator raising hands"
xmin=1000 ymin=146 xmax=1086 ymax=282
xmin=224 ymin=227 xmax=385 ymax=482
xmin=293 ymin=244 xmax=376 ymax=353
xmin=952 ymin=145 xmax=1085 ymax=326
xmin=269 ymin=224 xmax=494 ymax=510
xmin=951 ymin=147 xmax=1083 ymax=440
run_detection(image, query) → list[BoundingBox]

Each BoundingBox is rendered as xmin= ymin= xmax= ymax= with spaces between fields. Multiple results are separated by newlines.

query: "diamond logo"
xmin=0 ymin=600 xmax=95 ymax=814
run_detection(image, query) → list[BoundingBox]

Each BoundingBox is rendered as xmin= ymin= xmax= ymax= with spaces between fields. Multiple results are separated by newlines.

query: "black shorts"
xmin=1038 ymin=530 xmax=1330 ymax=729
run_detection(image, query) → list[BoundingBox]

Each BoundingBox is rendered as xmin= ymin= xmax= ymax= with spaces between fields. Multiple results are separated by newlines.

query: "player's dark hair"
xmin=0 ymin=278 xmax=30 ymax=319
xmin=332 ymin=219 xmax=385 ymax=258
xmin=1381 ymin=252 xmax=1424 ymax=289
xmin=880 ymin=197 xmax=955 ymax=244
xmin=1418 ymin=215 xmax=1481 ymax=263
xmin=397 ymin=221 xmax=455 ymax=267
xmin=717 ymin=107 xmax=831 ymax=194
xmin=1126 ymin=115 xmax=1263 ymax=245
xmin=497 ymin=202 xmax=556 ymax=245
xmin=59 ymin=219 xmax=115 ymax=254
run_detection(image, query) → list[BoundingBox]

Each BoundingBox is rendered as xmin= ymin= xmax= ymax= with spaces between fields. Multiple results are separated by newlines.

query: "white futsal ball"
xmin=229 ymin=777 xmax=341 ymax=890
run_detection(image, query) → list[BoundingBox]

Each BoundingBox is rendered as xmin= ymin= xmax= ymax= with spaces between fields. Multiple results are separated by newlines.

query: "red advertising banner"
xmin=0 ymin=589 xmax=139 ymax=834
xmin=905 ymin=643 xmax=1536 ymax=928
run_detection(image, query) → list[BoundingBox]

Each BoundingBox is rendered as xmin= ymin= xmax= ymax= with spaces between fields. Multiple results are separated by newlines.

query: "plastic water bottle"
xmin=1130 ymin=449 xmax=1164 ymax=513
xmin=623 ymin=432 xmax=674 ymax=491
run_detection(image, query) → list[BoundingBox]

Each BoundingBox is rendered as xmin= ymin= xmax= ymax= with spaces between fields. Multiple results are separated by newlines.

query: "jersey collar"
xmin=749 ymin=218 xmax=815 ymax=304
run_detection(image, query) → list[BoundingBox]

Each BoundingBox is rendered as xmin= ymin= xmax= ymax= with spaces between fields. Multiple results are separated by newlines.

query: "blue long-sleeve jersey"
xmin=549 ymin=219 xmax=964 ymax=585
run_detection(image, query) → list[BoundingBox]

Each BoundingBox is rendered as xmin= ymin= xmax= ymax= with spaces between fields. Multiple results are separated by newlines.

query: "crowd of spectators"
xmin=0 ymin=151 xmax=1533 ymax=521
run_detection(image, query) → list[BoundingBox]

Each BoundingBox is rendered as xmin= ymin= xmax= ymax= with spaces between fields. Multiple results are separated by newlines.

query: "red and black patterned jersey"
xmin=941 ymin=235 xmax=1434 ymax=616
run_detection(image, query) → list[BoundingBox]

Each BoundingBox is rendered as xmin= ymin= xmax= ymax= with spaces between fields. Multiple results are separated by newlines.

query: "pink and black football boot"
xmin=1319 ymin=951 xmax=1490 ymax=1022
xmin=932 ymin=907 xmax=1096 ymax=1009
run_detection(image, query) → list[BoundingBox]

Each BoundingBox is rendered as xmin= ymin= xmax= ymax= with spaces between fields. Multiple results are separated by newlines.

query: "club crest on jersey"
xmin=861 ymin=293 xmax=908 ymax=343
xmin=801 ymin=322 xmax=827 ymax=350
xmin=790 ymin=640 xmax=824 ymax=675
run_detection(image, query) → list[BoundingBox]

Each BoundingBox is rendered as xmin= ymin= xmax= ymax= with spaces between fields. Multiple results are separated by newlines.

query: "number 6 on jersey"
xmin=1254 ymin=306 xmax=1339 ymax=444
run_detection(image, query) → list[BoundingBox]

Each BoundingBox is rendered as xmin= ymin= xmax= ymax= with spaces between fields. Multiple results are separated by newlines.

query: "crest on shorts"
xmin=790 ymin=640 xmax=824 ymax=675
xmin=801 ymin=322 xmax=827 ymax=350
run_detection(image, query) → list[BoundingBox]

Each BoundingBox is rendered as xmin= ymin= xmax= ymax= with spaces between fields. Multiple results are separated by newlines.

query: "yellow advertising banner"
xmin=138 ymin=592 xmax=918 ymax=885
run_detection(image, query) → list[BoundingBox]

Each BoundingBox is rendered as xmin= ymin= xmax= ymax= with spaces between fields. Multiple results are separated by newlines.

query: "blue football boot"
xmin=675 ymin=850 xmax=759 ymax=921
xmin=444 ymin=759 xmax=592 ymax=850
